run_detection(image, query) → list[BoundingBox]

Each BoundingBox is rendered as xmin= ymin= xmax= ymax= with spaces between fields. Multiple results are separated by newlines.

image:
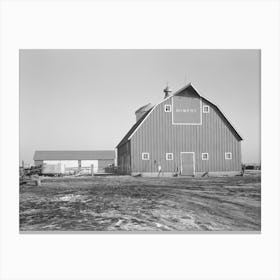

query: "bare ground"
xmin=19 ymin=172 xmax=261 ymax=232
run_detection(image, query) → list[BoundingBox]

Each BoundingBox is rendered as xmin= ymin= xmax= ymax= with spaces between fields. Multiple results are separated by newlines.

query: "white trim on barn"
xmin=142 ymin=152 xmax=150 ymax=160
xmin=166 ymin=153 xmax=174 ymax=160
xmin=180 ymin=152 xmax=195 ymax=175
xmin=203 ymin=105 xmax=210 ymax=113
xmin=225 ymin=152 xmax=232 ymax=160
xmin=201 ymin=153 xmax=209 ymax=160
xmin=164 ymin=104 xmax=172 ymax=112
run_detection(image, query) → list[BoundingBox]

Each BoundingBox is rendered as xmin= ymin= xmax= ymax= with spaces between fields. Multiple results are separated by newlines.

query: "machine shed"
xmin=34 ymin=150 xmax=115 ymax=175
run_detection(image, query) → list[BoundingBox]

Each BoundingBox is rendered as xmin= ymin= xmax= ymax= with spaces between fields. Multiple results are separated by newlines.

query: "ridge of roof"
xmin=171 ymin=82 xmax=192 ymax=96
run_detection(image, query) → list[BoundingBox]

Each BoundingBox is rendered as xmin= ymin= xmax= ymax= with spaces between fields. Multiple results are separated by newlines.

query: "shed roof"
xmin=33 ymin=150 xmax=115 ymax=161
xmin=116 ymin=83 xmax=243 ymax=148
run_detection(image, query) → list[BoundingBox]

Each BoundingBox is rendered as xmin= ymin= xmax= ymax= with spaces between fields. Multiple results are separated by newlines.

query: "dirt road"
xmin=20 ymin=173 xmax=261 ymax=232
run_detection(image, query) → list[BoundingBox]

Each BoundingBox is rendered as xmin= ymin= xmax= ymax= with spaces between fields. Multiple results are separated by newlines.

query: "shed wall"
xmin=34 ymin=160 xmax=43 ymax=166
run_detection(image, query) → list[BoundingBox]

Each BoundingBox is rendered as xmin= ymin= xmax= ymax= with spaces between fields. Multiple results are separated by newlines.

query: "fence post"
xmin=36 ymin=176 xmax=42 ymax=186
xmin=32 ymin=175 xmax=41 ymax=186
xmin=91 ymin=164 xmax=94 ymax=176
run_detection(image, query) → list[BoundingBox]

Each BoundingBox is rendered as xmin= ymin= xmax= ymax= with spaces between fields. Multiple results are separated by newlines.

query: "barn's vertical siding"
xmin=117 ymin=141 xmax=131 ymax=174
xmin=130 ymin=88 xmax=241 ymax=174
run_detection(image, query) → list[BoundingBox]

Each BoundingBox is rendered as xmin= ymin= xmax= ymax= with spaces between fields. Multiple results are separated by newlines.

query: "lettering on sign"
xmin=175 ymin=108 xmax=197 ymax=113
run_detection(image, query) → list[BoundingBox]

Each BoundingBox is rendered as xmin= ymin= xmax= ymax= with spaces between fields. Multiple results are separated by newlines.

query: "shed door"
xmin=181 ymin=153 xmax=195 ymax=176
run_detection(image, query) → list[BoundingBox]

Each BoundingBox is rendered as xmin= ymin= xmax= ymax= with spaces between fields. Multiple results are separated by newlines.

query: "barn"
xmin=116 ymin=83 xmax=243 ymax=176
xmin=33 ymin=150 xmax=115 ymax=175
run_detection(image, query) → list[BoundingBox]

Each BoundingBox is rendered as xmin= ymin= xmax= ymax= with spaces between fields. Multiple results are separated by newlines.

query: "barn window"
xmin=166 ymin=153 xmax=173 ymax=160
xmin=164 ymin=104 xmax=172 ymax=112
xmin=225 ymin=152 xmax=232 ymax=160
xmin=203 ymin=105 xmax=210 ymax=113
xmin=142 ymin=152 xmax=150 ymax=160
xmin=202 ymin=153 xmax=209 ymax=160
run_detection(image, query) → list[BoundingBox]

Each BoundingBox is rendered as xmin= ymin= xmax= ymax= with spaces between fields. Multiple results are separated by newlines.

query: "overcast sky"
xmin=20 ymin=49 xmax=260 ymax=165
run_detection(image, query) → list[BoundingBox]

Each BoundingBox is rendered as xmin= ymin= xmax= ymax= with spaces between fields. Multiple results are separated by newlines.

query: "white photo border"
xmin=0 ymin=1 xmax=279 ymax=280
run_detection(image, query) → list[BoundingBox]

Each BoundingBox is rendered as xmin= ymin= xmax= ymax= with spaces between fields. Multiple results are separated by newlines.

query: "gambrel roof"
xmin=116 ymin=107 xmax=153 ymax=148
xmin=116 ymin=83 xmax=243 ymax=148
